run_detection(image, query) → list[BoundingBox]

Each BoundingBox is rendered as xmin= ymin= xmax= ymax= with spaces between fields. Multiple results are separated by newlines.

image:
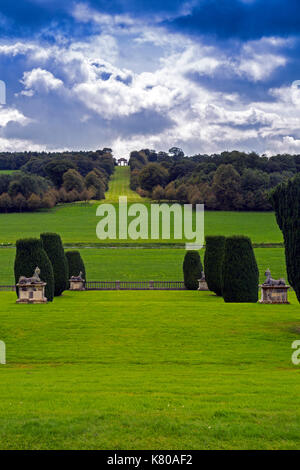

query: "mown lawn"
xmin=0 ymin=205 xmax=282 ymax=245
xmin=0 ymin=290 xmax=299 ymax=450
xmin=0 ymin=247 xmax=287 ymax=285
xmin=0 ymin=170 xmax=19 ymax=175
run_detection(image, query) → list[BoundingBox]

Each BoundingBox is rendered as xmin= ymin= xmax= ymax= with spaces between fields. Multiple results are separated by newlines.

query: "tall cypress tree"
xmin=204 ymin=236 xmax=226 ymax=296
xmin=14 ymin=238 xmax=54 ymax=302
xmin=270 ymin=175 xmax=300 ymax=301
xmin=183 ymin=251 xmax=203 ymax=290
xmin=40 ymin=233 xmax=69 ymax=296
xmin=222 ymin=236 xmax=259 ymax=303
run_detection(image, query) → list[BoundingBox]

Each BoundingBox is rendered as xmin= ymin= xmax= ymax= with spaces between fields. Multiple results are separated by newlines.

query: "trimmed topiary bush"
xmin=270 ymin=175 xmax=300 ymax=302
xmin=222 ymin=236 xmax=259 ymax=303
xmin=14 ymin=238 xmax=54 ymax=302
xmin=204 ymin=236 xmax=226 ymax=296
xmin=183 ymin=251 xmax=203 ymax=290
xmin=66 ymin=251 xmax=86 ymax=281
xmin=40 ymin=233 xmax=69 ymax=296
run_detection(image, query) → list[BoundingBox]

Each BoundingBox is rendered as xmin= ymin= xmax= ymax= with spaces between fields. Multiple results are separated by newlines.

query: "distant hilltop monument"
xmin=117 ymin=158 xmax=128 ymax=166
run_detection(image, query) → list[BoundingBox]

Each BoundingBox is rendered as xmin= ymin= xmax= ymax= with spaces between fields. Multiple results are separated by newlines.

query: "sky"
xmin=0 ymin=0 xmax=300 ymax=157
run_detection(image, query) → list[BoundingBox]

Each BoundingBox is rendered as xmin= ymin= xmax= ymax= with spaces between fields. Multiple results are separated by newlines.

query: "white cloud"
xmin=0 ymin=42 xmax=35 ymax=56
xmin=238 ymin=38 xmax=288 ymax=81
xmin=0 ymin=136 xmax=45 ymax=152
xmin=265 ymin=136 xmax=300 ymax=156
xmin=239 ymin=53 xmax=286 ymax=81
xmin=70 ymin=35 xmax=120 ymax=64
xmin=72 ymin=3 xmax=135 ymax=27
xmin=21 ymin=68 xmax=64 ymax=94
xmin=0 ymin=106 xmax=30 ymax=127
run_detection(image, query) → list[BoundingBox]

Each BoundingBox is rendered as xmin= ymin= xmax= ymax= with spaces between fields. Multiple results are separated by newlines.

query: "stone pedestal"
xmin=259 ymin=285 xmax=290 ymax=304
xmin=198 ymin=279 xmax=209 ymax=291
xmin=16 ymin=282 xmax=47 ymax=304
xmin=69 ymin=279 xmax=85 ymax=291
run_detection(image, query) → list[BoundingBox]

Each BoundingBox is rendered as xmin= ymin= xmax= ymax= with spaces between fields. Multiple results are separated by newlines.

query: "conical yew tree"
xmin=222 ymin=236 xmax=259 ymax=303
xmin=204 ymin=236 xmax=226 ymax=296
xmin=183 ymin=251 xmax=203 ymax=290
xmin=270 ymin=175 xmax=300 ymax=302
xmin=40 ymin=233 xmax=69 ymax=296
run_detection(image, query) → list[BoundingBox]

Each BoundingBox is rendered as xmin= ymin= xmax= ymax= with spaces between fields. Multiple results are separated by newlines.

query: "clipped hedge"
xmin=183 ymin=251 xmax=203 ymax=290
xmin=270 ymin=175 xmax=300 ymax=302
xmin=204 ymin=236 xmax=226 ymax=296
xmin=65 ymin=251 xmax=86 ymax=281
xmin=222 ymin=236 xmax=259 ymax=303
xmin=40 ymin=233 xmax=69 ymax=296
xmin=14 ymin=238 xmax=54 ymax=302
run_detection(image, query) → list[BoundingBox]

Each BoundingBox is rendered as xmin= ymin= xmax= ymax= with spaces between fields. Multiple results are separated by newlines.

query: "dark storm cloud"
xmin=165 ymin=0 xmax=300 ymax=40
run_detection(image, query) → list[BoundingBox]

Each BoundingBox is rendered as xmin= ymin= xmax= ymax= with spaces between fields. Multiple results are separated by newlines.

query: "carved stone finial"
xmin=33 ymin=267 xmax=41 ymax=282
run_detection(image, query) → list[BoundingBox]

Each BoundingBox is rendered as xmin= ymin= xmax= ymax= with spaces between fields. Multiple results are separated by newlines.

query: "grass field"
xmin=0 ymin=247 xmax=287 ymax=284
xmin=0 ymin=163 xmax=296 ymax=450
xmin=0 ymin=170 xmax=19 ymax=175
xmin=0 ymin=205 xmax=282 ymax=245
xmin=0 ymin=290 xmax=299 ymax=450
xmin=0 ymin=167 xmax=283 ymax=245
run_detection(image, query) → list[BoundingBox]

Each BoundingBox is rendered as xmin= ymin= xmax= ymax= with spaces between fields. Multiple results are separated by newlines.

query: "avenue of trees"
xmin=129 ymin=149 xmax=300 ymax=211
xmin=0 ymin=150 xmax=114 ymax=212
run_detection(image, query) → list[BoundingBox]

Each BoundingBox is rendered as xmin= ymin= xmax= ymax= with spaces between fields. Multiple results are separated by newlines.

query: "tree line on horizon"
xmin=1 ymin=147 xmax=300 ymax=213
xmin=129 ymin=148 xmax=300 ymax=211
xmin=0 ymin=150 xmax=114 ymax=212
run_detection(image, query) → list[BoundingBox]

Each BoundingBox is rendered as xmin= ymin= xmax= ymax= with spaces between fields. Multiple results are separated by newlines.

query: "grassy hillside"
xmin=106 ymin=167 xmax=145 ymax=203
xmin=0 ymin=290 xmax=299 ymax=449
xmin=0 ymin=247 xmax=287 ymax=284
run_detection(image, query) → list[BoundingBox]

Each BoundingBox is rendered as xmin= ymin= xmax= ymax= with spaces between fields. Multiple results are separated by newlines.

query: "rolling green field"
xmin=0 ymin=205 xmax=282 ymax=245
xmin=0 ymin=166 xmax=282 ymax=245
xmin=0 ymin=163 xmax=296 ymax=451
xmin=0 ymin=290 xmax=299 ymax=450
xmin=0 ymin=247 xmax=287 ymax=285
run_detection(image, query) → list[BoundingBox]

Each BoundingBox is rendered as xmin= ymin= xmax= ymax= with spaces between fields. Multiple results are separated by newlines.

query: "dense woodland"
xmin=129 ymin=148 xmax=300 ymax=211
xmin=0 ymin=149 xmax=114 ymax=212
xmin=1 ymin=147 xmax=300 ymax=212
